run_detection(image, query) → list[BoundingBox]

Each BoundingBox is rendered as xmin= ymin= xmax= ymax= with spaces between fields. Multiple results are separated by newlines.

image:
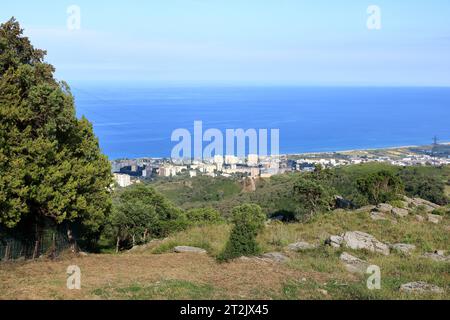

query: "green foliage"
xmin=356 ymin=170 xmax=404 ymax=204
xmin=186 ymin=207 xmax=223 ymax=225
xmin=398 ymin=167 xmax=449 ymax=205
xmin=0 ymin=18 xmax=112 ymax=235
xmin=292 ymin=175 xmax=334 ymax=220
xmin=106 ymin=184 xmax=187 ymax=249
xmin=219 ymin=204 xmax=266 ymax=261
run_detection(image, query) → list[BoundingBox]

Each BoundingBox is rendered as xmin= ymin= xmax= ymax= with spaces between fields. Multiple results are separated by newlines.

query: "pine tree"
xmin=0 ymin=18 xmax=112 ymax=238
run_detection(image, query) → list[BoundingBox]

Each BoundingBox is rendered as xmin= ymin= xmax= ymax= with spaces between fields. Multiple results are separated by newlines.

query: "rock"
xmin=400 ymin=281 xmax=444 ymax=294
xmin=174 ymin=246 xmax=207 ymax=254
xmin=340 ymin=252 xmax=369 ymax=274
xmin=354 ymin=205 xmax=376 ymax=213
xmin=415 ymin=215 xmax=425 ymax=222
xmin=376 ymin=203 xmax=393 ymax=213
xmin=370 ymin=211 xmax=389 ymax=221
xmin=391 ymin=207 xmax=409 ymax=218
xmin=334 ymin=196 xmax=354 ymax=209
xmin=342 ymin=231 xmax=390 ymax=255
xmin=403 ymin=196 xmax=414 ymax=205
xmin=412 ymin=198 xmax=440 ymax=210
xmin=261 ymin=252 xmax=290 ymax=263
xmin=287 ymin=242 xmax=318 ymax=251
xmin=317 ymin=289 xmax=328 ymax=296
xmin=390 ymin=243 xmax=416 ymax=255
xmin=427 ymin=214 xmax=443 ymax=224
xmin=421 ymin=252 xmax=450 ymax=262
xmin=325 ymin=235 xmax=343 ymax=248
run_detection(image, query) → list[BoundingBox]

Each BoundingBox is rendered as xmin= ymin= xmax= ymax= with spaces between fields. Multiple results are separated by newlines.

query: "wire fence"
xmin=0 ymin=231 xmax=74 ymax=262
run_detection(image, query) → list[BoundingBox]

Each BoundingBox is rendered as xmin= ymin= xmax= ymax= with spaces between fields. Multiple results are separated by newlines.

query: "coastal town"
xmin=112 ymin=143 xmax=450 ymax=187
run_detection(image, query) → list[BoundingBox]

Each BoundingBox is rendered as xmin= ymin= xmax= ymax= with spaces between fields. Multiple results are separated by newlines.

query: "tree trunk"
xmin=116 ymin=236 xmax=120 ymax=253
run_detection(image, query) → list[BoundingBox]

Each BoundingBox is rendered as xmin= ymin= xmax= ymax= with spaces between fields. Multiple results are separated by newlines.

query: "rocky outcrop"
xmin=174 ymin=246 xmax=207 ymax=254
xmin=400 ymin=281 xmax=444 ymax=294
xmin=354 ymin=205 xmax=376 ymax=213
xmin=287 ymin=242 xmax=318 ymax=251
xmin=340 ymin=252 xmax=369 ymax=274
xmin=392 ymin=207 xmax=409 ymax=218
xmin=326 ymin=231 xmax=390 ymax=255
xmin=261 ymin=252 xmax=290 ymax=263
xmin=342 ymin=231 xmax=390 ymax=255
xmin=427 ymin=214 xmax=443 ymax=224
xmin=325 ymin=235 xmax=343 ymax=248
xmin=376 ymin=203 xmax=393 ymax=213
xmin=421 ymin=251 xmax=449 ymax=262
xmin=390 ymin=243 xmax=416 ymax=255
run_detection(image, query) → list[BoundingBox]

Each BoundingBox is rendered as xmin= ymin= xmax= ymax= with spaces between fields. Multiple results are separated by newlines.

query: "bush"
xmin=218 ymin=204 xmax=266 ymax=261
xmin=356 ymin=170 xmax=404 ymax=204
xmin=292 ymin=176 xmax=334 ymax=220
xmin=186 ymin=207 xmax=223 ymax=225
xmin=105 ymin=184 xmax=187 ymax=251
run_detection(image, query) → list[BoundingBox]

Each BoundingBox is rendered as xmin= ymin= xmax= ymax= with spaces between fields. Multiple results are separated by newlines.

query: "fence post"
xmin=32 ymin=240 xmax=39 ymax=260
xmin=4 ymin=243 xmax=10 ymax=261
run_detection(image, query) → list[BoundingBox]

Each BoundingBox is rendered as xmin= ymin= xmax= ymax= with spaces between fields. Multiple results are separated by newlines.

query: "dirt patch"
xmin=0 ymin=252 xmax=322 ymax=300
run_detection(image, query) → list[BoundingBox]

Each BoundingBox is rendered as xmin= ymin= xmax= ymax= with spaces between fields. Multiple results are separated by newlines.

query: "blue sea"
xmin=72 ymin=85 xmax=450 ymax=160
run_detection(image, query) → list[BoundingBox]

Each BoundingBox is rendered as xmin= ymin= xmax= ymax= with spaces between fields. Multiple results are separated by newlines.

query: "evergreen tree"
xmin=0 ymin=18 xmax=112 ymax=237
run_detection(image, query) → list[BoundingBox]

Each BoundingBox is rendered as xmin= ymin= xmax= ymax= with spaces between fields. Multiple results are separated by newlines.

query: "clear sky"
xmin=1 ymin=0 xmax=450 ymax=86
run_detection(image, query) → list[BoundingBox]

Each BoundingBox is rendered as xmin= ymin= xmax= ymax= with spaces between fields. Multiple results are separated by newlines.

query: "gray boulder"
xmin=376 ymin=203 xmax=393 ymax=213
xmin=174 ymin=246 xmax=207 ymax=254
xmin=342 ymin=231 xmax=390 ymax=255
xmin=400 ymin=281 xmax=444 ymax=294
xmin=421 ymin=251 xmax=450 ymax=262
xmin=340 ymin=252 xmax=369 ymax=274
xmin=262 ymin=252 xmax=290 ymax=263
xmin=325 ymin=235 xmax=344 ymax=248
xmin=390 ymin=243 xmax=416 ymax=255
xmin=392 ymin=207 xmax=409 ymax=218
xmin=287 ymin=242 xmax=318 ymax=251
xmin=427 ymin=214 xmax=443 ymax=224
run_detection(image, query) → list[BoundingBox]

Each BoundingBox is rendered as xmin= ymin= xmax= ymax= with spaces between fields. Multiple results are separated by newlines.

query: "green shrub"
xmin=218 ymin=204 xmax=266 ymax=261
xmin=356 ymin=170 xmax=404 ymax=204
xmin=186 ymin=207 xmax=223 ymax=225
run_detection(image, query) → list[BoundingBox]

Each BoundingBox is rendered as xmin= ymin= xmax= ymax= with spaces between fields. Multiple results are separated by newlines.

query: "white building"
xmin=113 ymin=173 xmax=132 ymax=188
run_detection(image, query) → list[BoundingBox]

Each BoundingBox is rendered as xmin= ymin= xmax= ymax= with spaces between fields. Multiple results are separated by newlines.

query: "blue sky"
xmin=1 ymin=0 xmax=450 ymax=86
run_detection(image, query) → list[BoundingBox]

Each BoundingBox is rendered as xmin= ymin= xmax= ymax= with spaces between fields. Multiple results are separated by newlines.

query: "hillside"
xmin=1 ymin=202 xmax=448 ymax=300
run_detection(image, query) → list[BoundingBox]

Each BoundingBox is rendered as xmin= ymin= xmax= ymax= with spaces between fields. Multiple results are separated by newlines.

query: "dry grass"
xmin=0 ymin=250 xmax=317 ymax=300
xmin=1 ymin=209 xmax=449 ymax=300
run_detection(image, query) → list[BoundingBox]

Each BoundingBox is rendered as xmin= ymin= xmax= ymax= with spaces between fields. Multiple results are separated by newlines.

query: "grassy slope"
xmin=1 ymin=209 xmax=448 ymax=300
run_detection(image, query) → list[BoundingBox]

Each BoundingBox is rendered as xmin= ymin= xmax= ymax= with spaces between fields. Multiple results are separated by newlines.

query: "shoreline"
xmin=287 ymin=142 xmax=450 ymax=157
xmin=110 ymin=142 xmax=450 ymax=161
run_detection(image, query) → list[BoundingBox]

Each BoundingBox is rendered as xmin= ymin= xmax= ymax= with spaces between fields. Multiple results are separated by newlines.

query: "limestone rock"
xmin=340 ymin=252 xmax=369 ymax=274
xmin=174 ymin=246 xmax=207 ymax=254
xmin=421 ymin=251 xmax=450 ymax=262
xmin=376 ymin=203 xmax=393 ymax=213
xmin=427 ymin=214 xmax=443 ymax=224
xmin=354 ymin=205 xmax=376 ymax=213
xmin=400 ymin=281 xmax=444 ymax=294
xmin=412 ymin=198 xmax=440 ymax=210
xmin=415 ymin=215 xmax=425 ymax=222
xmin=261 ymin=252 xmax=290 ymax=263
xmin=287 ymin=242 xmax=318 ymax=251
xmin=325 ymin=235 xmax=343 ymax=248
xmin=370 ymin=211 xmax=389 ymax=221
xmin=390 ymin=243 xmax=416 ymax=255
xmin=342 ymin=231 xmax=390 ymax=255
xmin=392 ymin=207 xmax=409 ymax=218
